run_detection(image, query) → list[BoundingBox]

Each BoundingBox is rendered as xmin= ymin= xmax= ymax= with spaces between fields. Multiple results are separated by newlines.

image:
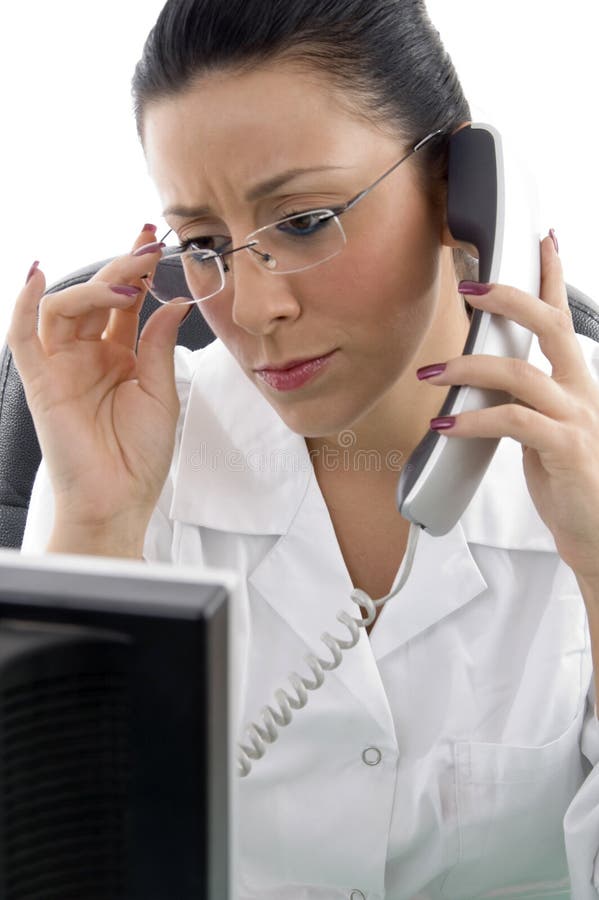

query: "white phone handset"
xmin=237 ymin=123 xmax=541 ymax=777
xmin=397 ymin=122 xmax=542 ymax=534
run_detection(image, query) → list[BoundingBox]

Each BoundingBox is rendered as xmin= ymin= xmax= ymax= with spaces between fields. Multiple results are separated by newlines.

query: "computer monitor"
xmin=0 ymin=549 xmax=236 ymax=900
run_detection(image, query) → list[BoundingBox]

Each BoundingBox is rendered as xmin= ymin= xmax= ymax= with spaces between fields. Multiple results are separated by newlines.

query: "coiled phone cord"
xmin=237 ymin=520 xmax=422 ymax=777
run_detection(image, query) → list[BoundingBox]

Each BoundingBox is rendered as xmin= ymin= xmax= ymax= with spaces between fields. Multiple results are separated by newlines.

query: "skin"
xmin=142 ymin=60 xmax=472 ymax=471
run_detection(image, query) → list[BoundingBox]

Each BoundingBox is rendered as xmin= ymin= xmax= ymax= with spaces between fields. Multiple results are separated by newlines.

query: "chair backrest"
xmin=1 ymin=257 xmax=599 ymax=549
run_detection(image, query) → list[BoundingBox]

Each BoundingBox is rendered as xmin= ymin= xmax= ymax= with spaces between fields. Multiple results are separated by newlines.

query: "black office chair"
xmin=1 ymin=256 xmax=598 ymax=549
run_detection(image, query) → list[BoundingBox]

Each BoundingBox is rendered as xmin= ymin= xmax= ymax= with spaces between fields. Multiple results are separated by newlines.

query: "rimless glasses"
xmin=143 ymin=128 xmax=446 ymax=306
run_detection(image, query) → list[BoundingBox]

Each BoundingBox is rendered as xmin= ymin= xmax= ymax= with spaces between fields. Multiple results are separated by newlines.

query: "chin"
xmin=252 ymin=366 xmax=391 ymax=439
xmin=267 ymin=396 xmax=365 ymax=440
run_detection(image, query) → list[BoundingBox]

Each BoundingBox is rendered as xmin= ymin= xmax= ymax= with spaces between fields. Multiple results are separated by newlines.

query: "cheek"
xmin=194 ymin=200 xmax=440 ymax=378
xmin=370 ymin=195 xmax=440 ymax=308
xmin=318 ymin=218 xmax=439 ymax=354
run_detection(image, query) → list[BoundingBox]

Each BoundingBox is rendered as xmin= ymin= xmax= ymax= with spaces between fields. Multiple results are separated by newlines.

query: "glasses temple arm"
xmin=155 ymin=127 xmax=445 ymax=237
xmin=339 ymin=127 xmax=447 ymax=216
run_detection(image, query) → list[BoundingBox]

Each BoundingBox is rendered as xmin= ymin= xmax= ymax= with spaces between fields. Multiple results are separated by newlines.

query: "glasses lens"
xmin=250 ymin=210 xmax=346 ymax=274
xmin=148 ymin=247 xmax=224 ymax=305
xmin=146 ymin=210 xmax=345 ymax=302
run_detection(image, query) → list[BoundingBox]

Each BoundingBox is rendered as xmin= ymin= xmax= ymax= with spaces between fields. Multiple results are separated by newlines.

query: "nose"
xmin=228 ymin=247 xmax=301 ymax=335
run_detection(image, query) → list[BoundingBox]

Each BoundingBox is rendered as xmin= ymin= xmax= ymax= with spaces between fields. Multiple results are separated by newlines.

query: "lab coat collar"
xmin=247 ymin=434 xmax=556 ymax=725
xmin=459 ymin=434 xmax=559 ymax=552
xmin=170 ymin=337 xmax=558 ymax=552
xmin=249 ymin=476 xmax=489 ymax=731
xmin=170 ymin=339 xmax=312 ymax=535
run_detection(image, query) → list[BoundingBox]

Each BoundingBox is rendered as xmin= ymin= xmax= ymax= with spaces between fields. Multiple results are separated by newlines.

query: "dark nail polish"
xmin=458 ymin=281 xmax=492 ymax=296
xmin=132 ymin=241 xmax=166 ymax=257
xmin=142 ymin=223 xmax=157 ymax=234
xmin=417 ymin=363 xmax=447 ymax=381
xmin=26 ymin=260 xmax=40 ymax=284
xmin=430 ymin=416 xmax=456 ymax=431
xmin=549 ymin=229 xmax=559 ymax=254
xmin=110 ymin=284 xmax=141 ymax=297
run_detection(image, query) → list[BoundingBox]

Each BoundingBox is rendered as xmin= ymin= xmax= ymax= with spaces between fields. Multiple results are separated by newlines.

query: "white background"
xmin=1 ymin=1 xmax=597 ymax=345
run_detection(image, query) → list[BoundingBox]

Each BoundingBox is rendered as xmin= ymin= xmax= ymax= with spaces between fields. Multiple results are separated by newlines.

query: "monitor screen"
xmin=0 ymin=549 xmax=235 ymax=900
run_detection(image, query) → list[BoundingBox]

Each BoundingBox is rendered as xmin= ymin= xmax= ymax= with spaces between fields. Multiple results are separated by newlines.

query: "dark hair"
xmin=131 ymin=0 xmax=477 ymax=282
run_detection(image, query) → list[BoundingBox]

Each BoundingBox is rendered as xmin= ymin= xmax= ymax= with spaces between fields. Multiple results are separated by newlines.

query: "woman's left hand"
xmin=418 ymin=233 xmax=599 ymax=582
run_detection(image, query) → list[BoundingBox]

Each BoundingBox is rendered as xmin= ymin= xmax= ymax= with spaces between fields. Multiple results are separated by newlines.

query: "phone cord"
xmin=237 ymin=520 xmax=422 ymax=777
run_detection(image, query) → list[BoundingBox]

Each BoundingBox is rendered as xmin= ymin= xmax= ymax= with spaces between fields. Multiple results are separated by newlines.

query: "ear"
xmin=441 ymin=219 xmax=479 ymax=260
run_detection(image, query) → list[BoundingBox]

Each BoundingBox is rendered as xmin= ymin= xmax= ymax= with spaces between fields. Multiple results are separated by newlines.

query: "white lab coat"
xmin=21 ymin=331 xmax=599 ymax=900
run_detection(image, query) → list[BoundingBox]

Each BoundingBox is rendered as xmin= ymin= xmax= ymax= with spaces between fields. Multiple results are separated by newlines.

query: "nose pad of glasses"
xmin=249 ymin=244 xmax=278 ymax=270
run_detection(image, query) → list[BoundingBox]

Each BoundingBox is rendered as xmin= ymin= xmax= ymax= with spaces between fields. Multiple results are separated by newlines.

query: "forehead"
xmin=142 ymin=61 xmax=389 ymax=202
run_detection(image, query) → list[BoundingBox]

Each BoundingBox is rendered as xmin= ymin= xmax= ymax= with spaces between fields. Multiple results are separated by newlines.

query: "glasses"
xmin=143 ymin=128 xmax=447 ymax=306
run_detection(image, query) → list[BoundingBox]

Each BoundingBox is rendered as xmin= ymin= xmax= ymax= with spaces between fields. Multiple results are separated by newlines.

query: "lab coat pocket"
xmin=441 ymin=700 xmax=588 ymax=899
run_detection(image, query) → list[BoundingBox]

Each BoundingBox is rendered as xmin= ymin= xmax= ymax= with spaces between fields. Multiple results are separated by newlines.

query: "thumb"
xmin=135 ymin=301 xmax=193 ymax=408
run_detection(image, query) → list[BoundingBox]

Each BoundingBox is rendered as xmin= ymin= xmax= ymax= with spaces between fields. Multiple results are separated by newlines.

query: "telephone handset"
xmin=397 ymin=122 xmax=541 ymax=535
xmin=237 ymin=123 xmax=541 ymax=777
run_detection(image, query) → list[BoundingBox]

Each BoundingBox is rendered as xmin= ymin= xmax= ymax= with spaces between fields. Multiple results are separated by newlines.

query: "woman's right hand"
xmin=7 ymin=226 xmax=191 ymax=552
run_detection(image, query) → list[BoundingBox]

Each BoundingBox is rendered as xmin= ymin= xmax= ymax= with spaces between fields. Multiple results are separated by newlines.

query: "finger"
xmin=431 ymin=402 xmax=567 ymax=458
xmin=461 ymin=278 xmax=586 ymax=384
xmin=421 ymin=353 xmax=569 ymax=419
xmin=102 ymin=226 xmax=165 ymax=347
xmin=6 ymin=262 xmax=48 ymax=382
xmin=76 ymin=299 xmax=140 ymax=342
xmin=87 ymin=224 xmax=162 ymax=304
xmin=41 ymin=230 xmax=165 ymax=349
xmin=101 ymin=304 xmax=143 ymax=348
xmin=540 ymin=232 xmax=569 ymax=313
xmin=135 ymin=301 xmax=193 ymax=410
xmin=38 ymin=282 xmax=142 ymax=353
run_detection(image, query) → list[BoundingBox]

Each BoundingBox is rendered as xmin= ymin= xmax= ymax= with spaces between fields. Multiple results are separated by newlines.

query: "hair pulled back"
xmin=131 ymin=0 xmax=477 ymax=281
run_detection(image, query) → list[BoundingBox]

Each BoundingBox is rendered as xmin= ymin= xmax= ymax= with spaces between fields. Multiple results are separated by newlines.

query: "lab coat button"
xmin=349 ymin=891 xmax=366 ymax=900
xmin=361 ymin=746 xmax=382 ymax=766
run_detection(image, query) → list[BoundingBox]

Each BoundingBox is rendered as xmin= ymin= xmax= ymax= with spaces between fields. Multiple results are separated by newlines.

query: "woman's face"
xmin=142 ymin=60 xmax=465 ymax=440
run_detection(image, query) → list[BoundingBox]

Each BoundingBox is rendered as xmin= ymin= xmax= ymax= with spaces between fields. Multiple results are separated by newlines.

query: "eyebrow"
xmin=162 ymin=165 xmax=349 ymax=219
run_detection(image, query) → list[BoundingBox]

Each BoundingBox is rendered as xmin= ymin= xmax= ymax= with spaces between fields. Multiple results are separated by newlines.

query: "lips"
xmin=253 ymin=350 xmax=337 ymax=392
xmin=253 ymin=352 xmax=335 ymax=372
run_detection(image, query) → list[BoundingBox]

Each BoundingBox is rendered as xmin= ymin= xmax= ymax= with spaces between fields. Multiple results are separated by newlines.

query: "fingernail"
xmin=549 ymin=229 xmax=559 ymax=255
xmin=430 ymin=416 xmax=456 ymax=431
xmin=26 ymin=260 xmax=40 ymax=284
xmin=458 ymin=281 xmax=492 ymax=296
xmin=132 ymin=241 xmax=166 ymax=257
xmin=110 ymin=284 xmax=141 ymax=297
xmin=417 ymin=363 xmax=447 ymax=381
xmin=142 ymin=223 xmax=157 ymax=234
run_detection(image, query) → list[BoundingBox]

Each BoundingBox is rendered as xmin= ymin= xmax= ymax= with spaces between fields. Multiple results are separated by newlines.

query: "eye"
xmin=277 ymin=209 xmax=337 ymax=238
xmin=178 ymin=235 xmax=232 ymax=254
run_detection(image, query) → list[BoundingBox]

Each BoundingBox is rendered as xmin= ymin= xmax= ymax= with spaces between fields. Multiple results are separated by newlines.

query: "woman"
xmin=10 ymin=0 xmax=599 ymax=897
